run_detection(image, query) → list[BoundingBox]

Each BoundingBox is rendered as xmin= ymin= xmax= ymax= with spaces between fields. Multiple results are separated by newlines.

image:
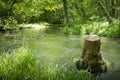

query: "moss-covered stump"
xmin=81 ymin=35 xmax=107 ymax=73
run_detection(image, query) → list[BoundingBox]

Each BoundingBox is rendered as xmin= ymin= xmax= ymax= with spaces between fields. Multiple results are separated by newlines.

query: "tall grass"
xmin=0 ymin=46 xmax=98 ymax=80
xmin=0 ymin=47 xmax=36 ymax=80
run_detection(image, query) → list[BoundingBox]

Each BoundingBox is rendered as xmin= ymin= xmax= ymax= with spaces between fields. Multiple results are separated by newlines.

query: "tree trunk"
xmin=81 ymin=35 xmax=107 ymax=73
xmin=8 ymin=0 xmax=17 ymax=16
xmin=109 ymin=0 xmax=115 ymax=18
xmin=62 ymin=0 xmax=71 ymax=27
xmin=98 ymin=0 xmax=112 ymax=23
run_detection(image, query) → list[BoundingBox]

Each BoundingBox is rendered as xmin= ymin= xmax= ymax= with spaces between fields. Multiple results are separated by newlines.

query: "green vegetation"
xmin=0 ymin=0 xmax=120 ymax=80
xmin=0 ymin=0 xmax=120 ymax=38
xmin=83 ymin=19 xmax=120 ymax=38
xmin=0 ymin=46 xmax=97 ymax=80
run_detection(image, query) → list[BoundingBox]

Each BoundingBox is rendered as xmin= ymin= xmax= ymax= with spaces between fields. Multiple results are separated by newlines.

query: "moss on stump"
xmin=81 ymin=35 xmax=107 ymax=73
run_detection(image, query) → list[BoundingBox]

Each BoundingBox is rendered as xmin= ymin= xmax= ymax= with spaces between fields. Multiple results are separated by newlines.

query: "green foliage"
xmin=72 ymin=25 xmax=82 ymax=34
xmin=63 ymin=27 xmax=71 ymax=35
xmin=0 ymin=46 xmax=97 ymax=80
xmin=39 ymin=9 xmax=64 ymax=24
xmin=83 ymin=19 xmax=120 ymax=38
xmin=0 ymin=47 xmax=36 ymax=80
xmin=63 ymin=25 xmax=82 ymax=35
xmin=105 ymin=19 xmax=120 ymax=38
xmin=0 ymin=0 xmax=119 ymax=39
xmin=0 ymin=0 xmax=64 ymax=27
xmin=1 ymin=17 xmax=18 ymax=29
xmin=84 ymin=24 xmax=93 ymax=34
xmin=41 ymin=66 xmax=97 ymax=80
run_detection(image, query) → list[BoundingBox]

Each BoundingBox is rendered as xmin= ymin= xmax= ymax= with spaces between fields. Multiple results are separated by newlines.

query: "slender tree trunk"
xmin=62 ymin=0 xmax=71 ymax=27
xmin=98 ymin=0 xmax=112 ymax=23
xmin=69 ymin=4 xmax=76 ymax=23
xmin=110 ymin=0 xmax=115 ymax=18
xmin=74 ymin=1 xmax=85 ymax=20
xmin=7 ymin=0 xmax=17 ymax=16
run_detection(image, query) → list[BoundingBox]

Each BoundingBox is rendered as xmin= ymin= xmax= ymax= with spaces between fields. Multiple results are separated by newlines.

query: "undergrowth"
xmin=0 ymin=46 xmax=98 ymax=80
xmin=63 ymin=19 xmax=120 ymax=38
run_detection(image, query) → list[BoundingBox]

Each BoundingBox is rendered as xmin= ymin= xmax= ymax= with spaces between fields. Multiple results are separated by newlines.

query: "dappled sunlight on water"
xmin=0 ymin=27 xmax=120 ymax=79
xmin=19 ymin=23 xmax=47 ymax=29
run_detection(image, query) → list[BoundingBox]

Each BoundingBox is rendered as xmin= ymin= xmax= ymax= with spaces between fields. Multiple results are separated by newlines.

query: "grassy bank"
xmin=63 ymin=19 xmax=120 ymax=38
xmin=0 ymin=46 xmax=97 ymax=80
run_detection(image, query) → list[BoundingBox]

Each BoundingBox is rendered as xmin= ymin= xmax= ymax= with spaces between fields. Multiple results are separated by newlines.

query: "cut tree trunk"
xmin=81 ymin=35 xmax=107 ymax=73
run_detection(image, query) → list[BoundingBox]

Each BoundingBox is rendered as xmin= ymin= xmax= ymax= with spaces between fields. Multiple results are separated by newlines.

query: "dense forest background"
xmin=0 ymin=0 xmax=120 ymax=38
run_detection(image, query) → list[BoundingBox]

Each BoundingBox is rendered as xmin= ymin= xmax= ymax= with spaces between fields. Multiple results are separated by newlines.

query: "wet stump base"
xmin=77 ymin=35 xmax=107 ymax=73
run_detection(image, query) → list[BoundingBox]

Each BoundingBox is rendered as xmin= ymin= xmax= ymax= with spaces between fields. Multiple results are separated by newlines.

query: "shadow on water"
xmin=0 ymin=25 xmax=120 ymax=80
xmin=101 ymin=69 xmax=120 ymax=80
xmin=100 ymin=37 xmax=120 ymax=80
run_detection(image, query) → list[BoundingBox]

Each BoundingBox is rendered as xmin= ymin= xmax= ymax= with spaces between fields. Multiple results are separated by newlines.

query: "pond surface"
xmin=0 ymin=27 xmax=120 ymax=80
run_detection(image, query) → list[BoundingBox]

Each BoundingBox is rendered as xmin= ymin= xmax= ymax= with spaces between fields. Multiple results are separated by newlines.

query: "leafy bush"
xmin=4 ymin=17 xmax=18 ymax=29
xmin=83 ymin=20 xmax=120 ymax=38
xmin=63 ymin=25 xmax=82 ymax=35
xmin=0 ymin=16 xmax=18 ymax=31
xmin=104 ymin=19 xmax=120 ymax=38
xmin=84 ymin=25 xmax=93 ymax=34
xmin=63 ymin=27 xmax=72 ymax=35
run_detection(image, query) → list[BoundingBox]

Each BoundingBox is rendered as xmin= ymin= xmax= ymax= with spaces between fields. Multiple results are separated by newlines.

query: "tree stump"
xmin=81 ymin=35 xmax=107 ymax=73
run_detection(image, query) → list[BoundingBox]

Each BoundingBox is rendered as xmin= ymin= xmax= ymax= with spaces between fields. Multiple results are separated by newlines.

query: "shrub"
xmin=63 ymin=25 xmax=82 ymax=35
xmin=104 ymin=19 xmax=120 ymax=38
xmin=0 ymin=17 xmax=18 ymax=29
xmin=83 ymin=20 xmax=120 ymax=38
xmin=63 ymin=27 xmax=72 ymax=35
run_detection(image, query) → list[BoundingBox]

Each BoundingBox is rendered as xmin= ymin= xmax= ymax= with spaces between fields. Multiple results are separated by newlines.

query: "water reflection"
xmin=0 ymin=28 xmax=120 ymax=79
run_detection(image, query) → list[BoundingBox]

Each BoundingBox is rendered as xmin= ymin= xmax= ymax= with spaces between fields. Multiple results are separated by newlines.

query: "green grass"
xmin=0 ymin=46 xmax=98 ymax=80
xmin=63 ymin=19 xmax=120 ymax=38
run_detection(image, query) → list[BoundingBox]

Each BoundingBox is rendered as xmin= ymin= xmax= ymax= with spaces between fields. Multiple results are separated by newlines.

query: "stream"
xmin=0 ymin=26 xmax=120 ymax=80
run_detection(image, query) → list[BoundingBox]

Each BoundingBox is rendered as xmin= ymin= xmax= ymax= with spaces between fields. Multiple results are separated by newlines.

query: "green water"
xmin=0 ymin=27 xmax=120 ymax=79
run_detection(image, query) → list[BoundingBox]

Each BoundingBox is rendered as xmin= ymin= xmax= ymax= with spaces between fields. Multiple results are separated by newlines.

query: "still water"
xmin=0 ymin=27 xmax=120 ymax=80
